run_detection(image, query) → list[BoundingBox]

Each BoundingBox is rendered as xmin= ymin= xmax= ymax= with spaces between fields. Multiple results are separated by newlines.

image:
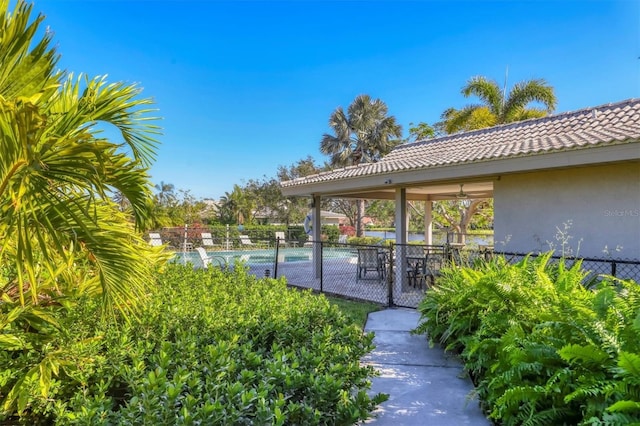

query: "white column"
xmin=394 ymin=188 xmax=407 ymax=294
xmin=424 ymin=199 xmax=433 ymax=245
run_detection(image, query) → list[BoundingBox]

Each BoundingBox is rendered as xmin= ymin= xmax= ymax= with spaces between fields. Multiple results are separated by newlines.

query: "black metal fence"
xmin=495 ymin=251 xmax=640 ymax=284
xmin=172 ymin=238 xmax=640 ymax=309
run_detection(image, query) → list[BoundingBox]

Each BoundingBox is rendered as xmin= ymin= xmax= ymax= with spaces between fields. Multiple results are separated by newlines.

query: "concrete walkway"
xmin=362 ymin=308 xmax=491 ymax=425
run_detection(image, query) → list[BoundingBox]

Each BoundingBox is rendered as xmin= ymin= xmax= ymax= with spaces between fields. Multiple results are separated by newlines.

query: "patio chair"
xmin=424 ymin=248 xmax=445 ymax=288
xmin=338 ymin=234 xmax=348 ymax=244
xmin=357 ymin=248 xmax=384 ymax=280
xmin=195 ymin=247 xmax=226 ymax=269
xmin=406 ymin=245 xmax=426 ymax=288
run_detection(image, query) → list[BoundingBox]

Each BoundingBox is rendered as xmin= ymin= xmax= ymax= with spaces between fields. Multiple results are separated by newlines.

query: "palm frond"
xmin=45 ymin=74 xmax=161 ymax=166
xmin=503 ymin=78 xmax=556 ymax=120
xmin=0 ymin=0 xmax=61 ymax=99
xmin=461 ymin=76 xmax=504 ymax=115
xmin=322 ymin=95 xmax=401 ymax=167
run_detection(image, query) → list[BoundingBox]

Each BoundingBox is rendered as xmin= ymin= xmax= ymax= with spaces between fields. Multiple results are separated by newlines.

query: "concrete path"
xmin=362 ymin=308 xmax=491 ymax=425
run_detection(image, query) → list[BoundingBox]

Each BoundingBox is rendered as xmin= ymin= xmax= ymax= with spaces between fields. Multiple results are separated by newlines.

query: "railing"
xmin=150 ymin=227 xmax=305 ymax=251
xmin=169 ymin=237 xmax=640 ymax=309
xmin=493 ymin=251 xmax=640 ymax=284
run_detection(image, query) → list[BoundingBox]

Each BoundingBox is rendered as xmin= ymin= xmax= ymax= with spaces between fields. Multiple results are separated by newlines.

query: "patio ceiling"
xmin=305 ymin=180 xmax=495 ymax=201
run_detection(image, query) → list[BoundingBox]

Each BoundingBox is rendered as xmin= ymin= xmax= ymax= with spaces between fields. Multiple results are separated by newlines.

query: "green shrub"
xmin=415 ymin=253 xmax=640 ymax=425
xmin=1 ymin=265 xmax=386 ymax=424
xmin=346 ymin=237 xmax=383 ymax=246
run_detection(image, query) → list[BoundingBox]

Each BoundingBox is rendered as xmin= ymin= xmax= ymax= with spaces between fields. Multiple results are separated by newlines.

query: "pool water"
xmin=173 ymin=247 xmax=356 ymax=266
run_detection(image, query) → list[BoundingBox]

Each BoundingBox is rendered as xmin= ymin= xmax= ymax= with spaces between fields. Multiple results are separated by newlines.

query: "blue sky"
xmin=36 ymin=0 xmax=639 ymax=200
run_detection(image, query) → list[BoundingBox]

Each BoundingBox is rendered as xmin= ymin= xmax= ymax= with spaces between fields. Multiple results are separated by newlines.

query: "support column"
xmin=394 ymin=188 xmax=407 ymax=296
xmin=424 ymin=199 xmax=433 ymax=245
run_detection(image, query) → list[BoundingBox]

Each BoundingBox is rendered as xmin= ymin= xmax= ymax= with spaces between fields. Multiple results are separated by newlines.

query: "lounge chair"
xmin=239 ymin=234 xmax=267 ymax=249
xmin=357 ymin=247 xmax=384 ymax=280
xmin=149 ymin=232 xmax=164 ymax=247
xmin=303 ymin=235 xmax=313 ymax=247
xmin=275 ymin=231 xmax=287 ymax=247
xmin=201 ymin=232 xmax=216 ymax=248
xmin=195 ymin=247 xmax=225 ymax=269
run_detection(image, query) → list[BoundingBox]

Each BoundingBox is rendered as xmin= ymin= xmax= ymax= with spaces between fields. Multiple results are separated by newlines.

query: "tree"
xmin=218 ymin=184 xmax=254 ymax=225
xmin=320 ymin=95 xmax=402 ymax=236
xmin=276 ymin=157 xmax=328 ymax=225
xmin=428 ymin=75 xmax=555 ymax=235
xmin=0 ymin=0 xmax=164 ymax=315
xmin=432 ymin=199 xmax=493 ymax=244
xmin=441 ymin=75 xmax=557 ymax=134
xmin=366 ymin=200 xmax=395 ymax=228
xmin=155 ymin=181 xmax=176 ymax=205
xmin=245 ymin=176 xmax=293 ymax=225
xmin=407 ymin=122 xmax=441 ymax=142
xmin=277 ymin=156 xmax=324 ymax=182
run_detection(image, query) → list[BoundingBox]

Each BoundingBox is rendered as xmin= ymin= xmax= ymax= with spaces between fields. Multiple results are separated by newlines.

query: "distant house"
xmin=252 ymin=207 xmax=282 ymax=225
xmin=282 ymin=99 xmax=640 ymax=261
xmin=253 ymin=207 xmax=348 ymax=226
xmin=317 ymin=210 xmax=348 ymax=226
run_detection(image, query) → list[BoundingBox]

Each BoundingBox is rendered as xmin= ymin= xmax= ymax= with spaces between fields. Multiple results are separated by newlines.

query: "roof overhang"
xmin=281 ymin=142 xmax=638 ymax=201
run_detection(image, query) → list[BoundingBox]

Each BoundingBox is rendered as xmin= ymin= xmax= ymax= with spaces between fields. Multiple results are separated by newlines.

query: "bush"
xmin=347 ymin=237 xmax=383 ymax=246
xmin=1 ymin=265 xmax=386 ymax=424
xmin=414 ymin=253 xmax=640 ymax=425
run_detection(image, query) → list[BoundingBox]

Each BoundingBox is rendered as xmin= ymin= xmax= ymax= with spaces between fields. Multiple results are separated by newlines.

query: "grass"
xmin=326 ymin=296 xmax=384 ymax=328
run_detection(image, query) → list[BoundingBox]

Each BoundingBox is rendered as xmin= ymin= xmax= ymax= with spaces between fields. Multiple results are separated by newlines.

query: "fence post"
xmin=388 ymin=243 xmax=394 ymax=307
xmin=273 ymin=242 xmax=280 ymax=278
xmin=611 ymin=260 xmax=617 ymax=277
xmin=319 ymin=241 xmax=323 ymax=293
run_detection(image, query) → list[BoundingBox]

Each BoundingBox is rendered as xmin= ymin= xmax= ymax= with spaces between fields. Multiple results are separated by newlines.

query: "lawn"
xmin=326 ymin=296 xmax=384 ymax=328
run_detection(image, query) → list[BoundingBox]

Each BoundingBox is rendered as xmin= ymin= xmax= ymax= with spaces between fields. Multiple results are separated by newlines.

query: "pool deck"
xmin=248 ymin=258 xmax=426 ymax=308
xmin=177 ymin=246 xmax=428 ymax=308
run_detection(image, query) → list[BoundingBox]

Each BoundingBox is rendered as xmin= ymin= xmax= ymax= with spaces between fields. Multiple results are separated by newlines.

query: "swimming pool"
xmin=173 ymin=247 xmax=357 ymax=266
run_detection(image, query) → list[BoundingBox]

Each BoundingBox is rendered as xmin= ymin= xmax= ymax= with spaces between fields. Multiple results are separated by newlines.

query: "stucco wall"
xmin=494 ymin=161 xmax=640 ymax=260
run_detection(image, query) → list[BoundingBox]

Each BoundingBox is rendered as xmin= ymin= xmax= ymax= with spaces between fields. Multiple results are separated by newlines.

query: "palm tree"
xmin=155 ymin=181 xmax=176 ymax=206
xmin=219 ymin=184 xmax=254 ymax=225
xmin=320 ymin=95 xmax=402 ymax=236
xmin=441 ymin=76 xmax=557 ymax=134
xmin=0 ymin=0 xmax=165 ymax=316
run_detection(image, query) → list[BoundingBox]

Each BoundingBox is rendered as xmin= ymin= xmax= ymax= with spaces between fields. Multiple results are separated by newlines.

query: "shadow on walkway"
xmin=362 ymin=308 xmax=491 ymax=425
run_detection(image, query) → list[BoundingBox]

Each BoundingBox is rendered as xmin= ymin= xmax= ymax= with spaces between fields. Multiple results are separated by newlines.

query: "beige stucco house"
xmin=281 ymin=99 xmax=640 ymax=274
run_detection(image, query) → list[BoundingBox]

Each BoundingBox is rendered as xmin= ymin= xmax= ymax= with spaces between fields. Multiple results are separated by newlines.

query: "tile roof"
xmin=282 ymin=98 xmax=640 ymax=188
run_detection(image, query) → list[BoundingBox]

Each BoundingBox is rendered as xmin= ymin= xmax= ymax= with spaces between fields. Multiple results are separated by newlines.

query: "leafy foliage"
xmin=0 ymin=0 xmax=165 ymax=314
xmin=1 ymin=264 xmax=386 ymax=424
xmin=320 ymin=94 xmax=402 ymax=237
xmin=440 ymin=75 xmax=557 ymax=134
xmin=415 ymin=253 xmax=640 ymax=425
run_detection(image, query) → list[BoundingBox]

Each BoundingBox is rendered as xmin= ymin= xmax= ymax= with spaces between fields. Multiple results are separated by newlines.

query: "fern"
xmin=414 ymin=252 xmax=640 ymax=426
xmin=559 ymin=344 xmax=611 ymax=365
xmin=522 ymin=405 xmax=578 ymax=426
xmin=613 ymin=352 xmax=640 ymax=386
xmin=608 ymin=400 xmax=640 ymax=412
xmin=587 ymin=411 xmax=640 ymax=425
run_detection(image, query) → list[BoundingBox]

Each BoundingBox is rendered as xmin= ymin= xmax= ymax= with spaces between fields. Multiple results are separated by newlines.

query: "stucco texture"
xmin=494 ymin=161 xmax=640 ymax=259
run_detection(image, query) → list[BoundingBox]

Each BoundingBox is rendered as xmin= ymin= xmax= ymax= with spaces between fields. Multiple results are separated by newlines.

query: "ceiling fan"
xmin=455 ymin=184 xmax=468 ymax=199
xmin=440 ymin=183 xmax=492 ymax=200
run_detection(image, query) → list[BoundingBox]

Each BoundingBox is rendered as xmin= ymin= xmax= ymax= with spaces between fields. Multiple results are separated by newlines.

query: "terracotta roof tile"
xmin=282 ymin=99 xmax=640 ymax=187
